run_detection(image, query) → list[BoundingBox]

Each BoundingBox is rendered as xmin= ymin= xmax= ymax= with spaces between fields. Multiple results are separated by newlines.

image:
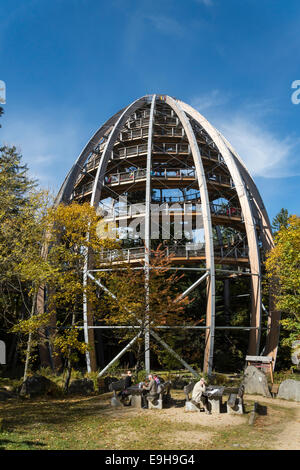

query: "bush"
xmin=274 ymin=369 xmax=300 ymax=383
xmin=85 ymin=371 xmax=99 ymax=391
xmin=136 ymin=369 xmax=147 ymax=383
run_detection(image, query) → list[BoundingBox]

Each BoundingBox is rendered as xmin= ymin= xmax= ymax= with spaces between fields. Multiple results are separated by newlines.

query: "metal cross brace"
xmin=86 ymin=270 xmax=208 ymax=378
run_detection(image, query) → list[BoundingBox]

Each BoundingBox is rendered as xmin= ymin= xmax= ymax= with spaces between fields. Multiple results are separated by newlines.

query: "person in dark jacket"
xmin=124 ymin=370 xmax=132 ymax=389
xmin=118 ymin=370 xmax=133 ymax=399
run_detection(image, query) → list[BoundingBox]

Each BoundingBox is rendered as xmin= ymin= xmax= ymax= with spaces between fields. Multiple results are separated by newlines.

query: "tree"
xmin=7 ymin=189 xmax=57 ymax=384
xmin=0 ymin=145 xmax=50 ymax=372
xmin=96 ymin=246 xmax=192 ymax=371
xmin=265 ymin=215 xmax=300 ymax=351
xmin=13 ymin=201 xmax=116 ymax=390
xmin=47 ymin=202 xmax=117 ymax=388
xmin=272 ymin=208 xmax=290 ymax=233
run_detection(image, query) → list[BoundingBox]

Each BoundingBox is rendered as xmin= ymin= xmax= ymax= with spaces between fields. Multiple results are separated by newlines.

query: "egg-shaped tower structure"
xmin=55 ymin=94 xmax=279 ymax=375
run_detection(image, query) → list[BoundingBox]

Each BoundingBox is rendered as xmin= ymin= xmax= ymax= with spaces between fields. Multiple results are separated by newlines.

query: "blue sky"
xmin=0 ymin=0 xmax=299 ymax=222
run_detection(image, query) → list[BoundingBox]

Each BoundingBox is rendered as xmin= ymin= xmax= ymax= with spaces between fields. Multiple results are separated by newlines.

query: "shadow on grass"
xmin=244 ymin=401 xmax=268 ymax=416
xmin=257 ymin=404 xmax=268 ymax=415
xmin=172 ymin=398 xmax=185 ymax=408
xmin=0 ymin=395 xmax=113 ymax=434
xmin=0 ymin=438 xmax=47 ymax=450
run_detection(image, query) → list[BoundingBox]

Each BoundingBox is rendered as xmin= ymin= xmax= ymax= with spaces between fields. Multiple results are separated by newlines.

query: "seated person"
xmin=153 ymin=374 xmax=161 ymax=386
xmin=141 ymin=374 xmax=157 ymax=408
xmin=191 ymin=377 xmax=211 ymax=414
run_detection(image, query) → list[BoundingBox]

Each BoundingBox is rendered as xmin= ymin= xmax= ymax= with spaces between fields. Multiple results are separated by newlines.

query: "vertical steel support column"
xmin=83 ymin=251 xmax=91 ymax=373
xmin=165 ymin=97 xmax=216 ymax=375
xmin=144 ymin=95 xmax=156 ymax=374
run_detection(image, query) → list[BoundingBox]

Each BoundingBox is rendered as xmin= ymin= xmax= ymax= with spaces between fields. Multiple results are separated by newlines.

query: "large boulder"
xmin=0 ymin=388 xmax=14 ymax=401
xmin=242 ymin=366 xmax=271 ymax=397
xmin=68 ymin=378 xmax=94 ymax=395
xmin=20 ymin=375 xmax=57 ymax=397
xmin=277 ymin=379 xmax=300 ymax=402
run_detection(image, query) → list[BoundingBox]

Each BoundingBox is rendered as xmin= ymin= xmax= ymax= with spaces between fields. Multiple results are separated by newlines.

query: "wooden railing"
xmin=99 ymin=244 xmax=249 ymax=263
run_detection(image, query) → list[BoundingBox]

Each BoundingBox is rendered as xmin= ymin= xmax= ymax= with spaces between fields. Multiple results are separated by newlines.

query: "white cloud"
xmin=0 ymin=113 xmax=85 ymax=191
xmin=190 ymin=91 xmax=300 ymax=178
xmin=191 ymin=89 xmax=230 ymax=111
xmin=218 ymin=117 xmax=298 ymax=178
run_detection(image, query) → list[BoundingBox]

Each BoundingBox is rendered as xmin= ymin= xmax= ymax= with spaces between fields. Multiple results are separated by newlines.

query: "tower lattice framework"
xmin=51 ymin=94 xmax=279 ymax=374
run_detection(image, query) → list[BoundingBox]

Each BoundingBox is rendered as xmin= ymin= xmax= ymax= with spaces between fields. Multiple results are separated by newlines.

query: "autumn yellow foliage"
xmin=265 ymin=215 xmax=300 ymax=346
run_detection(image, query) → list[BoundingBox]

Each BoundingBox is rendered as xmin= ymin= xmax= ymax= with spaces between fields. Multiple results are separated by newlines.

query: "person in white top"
xmin=191 ymin=377 xmax=211 ymax=414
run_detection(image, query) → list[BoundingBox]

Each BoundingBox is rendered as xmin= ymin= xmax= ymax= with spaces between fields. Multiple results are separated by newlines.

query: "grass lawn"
xmin=0 ymin=390 xmax=297 ymax=450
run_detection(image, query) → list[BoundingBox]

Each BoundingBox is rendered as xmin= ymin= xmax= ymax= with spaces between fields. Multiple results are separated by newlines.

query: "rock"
xmin=242 ymin=366 xmax=271 ymax=397
xmin=277 ymin=379 xmax=300 ymax=402
xmin=291 ymin=341 xmax=300 ymax=367
xmin=0 ymin=388 xmax=14 ymax=401
xmin=20 ymin=375 xmax=57 ymax=397
xmin=68 ymin=378 xmax=94 ymax=395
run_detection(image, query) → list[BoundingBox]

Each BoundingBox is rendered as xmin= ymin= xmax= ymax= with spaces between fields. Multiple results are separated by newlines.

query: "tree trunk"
xmin=64 ymin=358 xmax=72 ymax=393
xmin=63 ymin=312 xmax=76 ymax=393
xmin=20 ymin=290 xmax=38 ymax=394
xmin=135 ymin=339 xmax=143 ymax=373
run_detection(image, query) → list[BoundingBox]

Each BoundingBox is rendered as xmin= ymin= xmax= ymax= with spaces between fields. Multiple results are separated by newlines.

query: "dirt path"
xmin=99 ymin=393 xmax=300 ymax=449
xmin=1 ymin=393 xmax=299 ymax=450
xmin=245 ymin=394 xmax=300 ymax=450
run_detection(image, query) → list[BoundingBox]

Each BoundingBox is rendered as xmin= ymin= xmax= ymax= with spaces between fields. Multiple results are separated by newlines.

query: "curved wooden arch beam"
xmin=219 ymin=133 xmax=279 ymax=364
xmin=145 ymin=94 xmax=156 ymax=264
xmin=55 ymin=107 xmax=126 ymax=205
xmin=90 ymin=96 xmax=149 ymax=208
xmin=219 ymin=133 xmax=274 ymax=251
xmin=178 ymin=99 xmax=262 ymax=357
xmin=165 ymin=96 xmax=216 ymax=375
